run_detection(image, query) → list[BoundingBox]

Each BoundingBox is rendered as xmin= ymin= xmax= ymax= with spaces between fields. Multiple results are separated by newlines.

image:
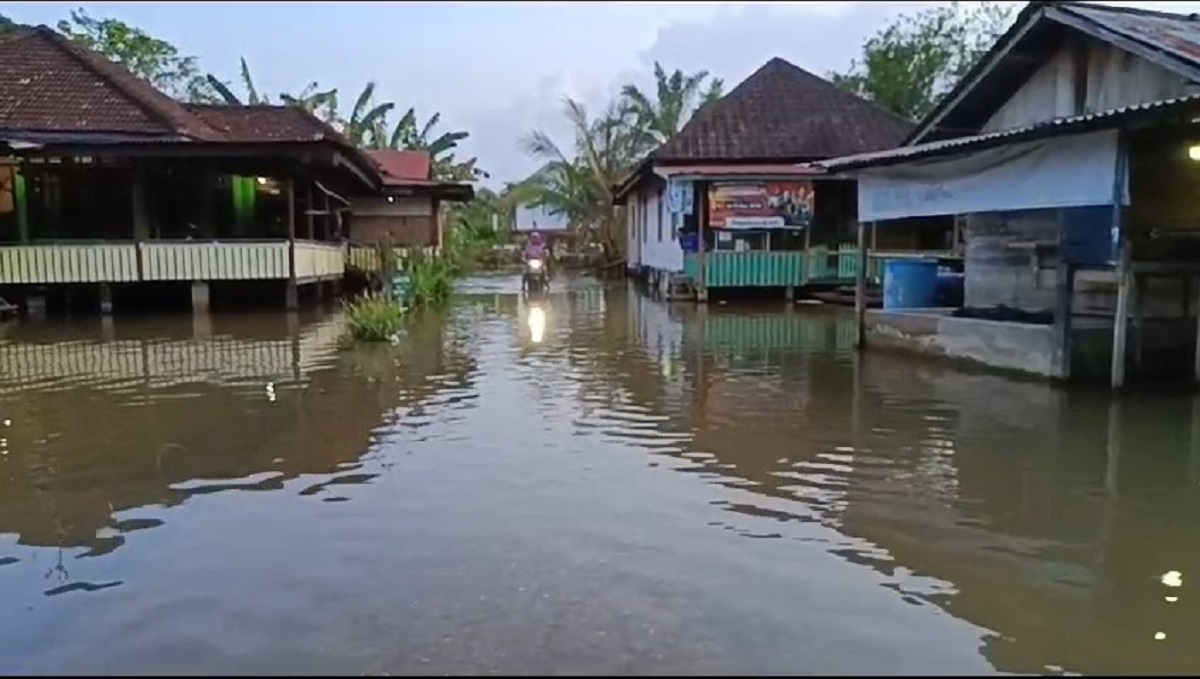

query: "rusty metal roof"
xmin=1059 ymin=2 xmax=1200 ymax=65
xmin=906 ymin=2 xmax=1200 ymax=146
xmin=819 ymin=93 xmax=1200 ymax=172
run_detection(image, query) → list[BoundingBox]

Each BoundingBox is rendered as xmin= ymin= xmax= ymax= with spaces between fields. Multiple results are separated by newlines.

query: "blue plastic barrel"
xmin=882 ymin=259 xmax=939 ymax=310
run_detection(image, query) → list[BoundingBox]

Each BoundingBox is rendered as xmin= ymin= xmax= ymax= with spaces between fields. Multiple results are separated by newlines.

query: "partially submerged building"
xmin=821 ymin=1 xmax=1200 ymax=387
xmin=350 ymin=150 xmax=473 ymax=249
xmin=613 ymin=57 xmax=916 ymax=301
xmin=0 ymin=26 xmax=470 ymax=315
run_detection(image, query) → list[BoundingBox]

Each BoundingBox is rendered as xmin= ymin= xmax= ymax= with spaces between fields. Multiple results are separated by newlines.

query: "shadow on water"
xmin=0 ymin=271 xmax=1197 ymax=674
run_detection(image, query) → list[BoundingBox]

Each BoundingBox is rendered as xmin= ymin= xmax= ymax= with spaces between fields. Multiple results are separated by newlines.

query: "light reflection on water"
xmin=0 ymin=274 xmax=1197 ymax=674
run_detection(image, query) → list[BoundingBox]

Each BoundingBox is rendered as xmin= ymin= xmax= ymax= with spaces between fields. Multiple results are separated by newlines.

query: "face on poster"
xmin=707 ymin=181 xmax=814 ymax=229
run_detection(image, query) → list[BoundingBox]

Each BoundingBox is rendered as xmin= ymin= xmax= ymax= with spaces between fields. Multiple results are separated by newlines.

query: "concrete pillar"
xmin=24 ymin=294 xmax=45 ymax=318
xmin=101 ymin=315 xmax=115 ymax=342
xmin=99 ymin=283 xmax=113 ymax=315
xmin=191 ymin=311 xmax=211 ymax=339
xmin=1111 ymin=242 xmax=1131 ymax=389
xmin=285 ymin=282 xmax=299 ymax=311
xmin=190 ymin=281 xmax=210 ymax=315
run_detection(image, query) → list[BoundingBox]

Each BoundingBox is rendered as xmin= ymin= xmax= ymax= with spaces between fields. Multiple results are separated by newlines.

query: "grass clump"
xmin=344 ymin=292 xmax=406 ymax=342
xmin=407 ymin=250 xmax=456 ymax=307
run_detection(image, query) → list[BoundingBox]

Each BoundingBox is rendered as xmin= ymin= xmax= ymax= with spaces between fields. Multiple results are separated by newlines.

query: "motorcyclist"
xmin=524 ymin=231 xmax=548 ymax=261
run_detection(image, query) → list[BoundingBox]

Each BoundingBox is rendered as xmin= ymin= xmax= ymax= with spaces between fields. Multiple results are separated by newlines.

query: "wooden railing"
xmin=347 ymin=245 xmax=437 ymax=272
xmin=140 ymin=240 xmax=289 ymax=281
xmin=294 ymin=241 xmax=346 ymax=280
xmin=0 ymin=242 xmax=140 ymax=284
xmin=0 ymin=239 xmax=347 ymax=285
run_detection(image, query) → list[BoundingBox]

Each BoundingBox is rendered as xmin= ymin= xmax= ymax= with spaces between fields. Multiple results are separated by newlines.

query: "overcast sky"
xmin=6 ymin=1 xmax=1198 ymax=187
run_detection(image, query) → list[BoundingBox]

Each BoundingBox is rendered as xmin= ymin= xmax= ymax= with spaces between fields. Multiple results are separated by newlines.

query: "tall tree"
xmin=56 ymin=8 xmax=220 ymax=103
xmin=620 ymin=62 xmax=724 ymax=146
xmin=830 ymin=1 xmax=1014 ymax=121
xmin=521 ymin=98 xmax=643 ymax=261
xmin=280 ymin=81 xmax=339 ymax=121
xmin=0 ymin=13 xmax=23 ymax=34
xmin=374 ymin=107 xmax=479 ymax=180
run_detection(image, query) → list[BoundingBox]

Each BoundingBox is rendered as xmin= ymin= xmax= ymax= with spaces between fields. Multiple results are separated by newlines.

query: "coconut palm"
xmin=620 ymin=62 xmax=724 ymax=146
xmin=521 ymin=98 xmax=643 ymax=260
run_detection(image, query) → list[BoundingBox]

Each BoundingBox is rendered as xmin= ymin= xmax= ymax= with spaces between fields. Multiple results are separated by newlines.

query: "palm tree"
xmin=521 ymin=98 xmax=643 ymax=261
xmin=620 ymin=62 xmax=724 ymax=146
xmin=369 ymin=107 xmax=480 ymax=181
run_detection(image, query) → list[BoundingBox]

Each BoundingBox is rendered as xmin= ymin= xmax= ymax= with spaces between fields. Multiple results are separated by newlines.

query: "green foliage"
xmin=620 ymin=62 xmax=724 ymax=146
xmin=0 ymin=13 xmax=24 ymax=34
xmin=344 ymin=292 xmax=407 ymax=342
xmin=406 ymin=250 xmax=456 ymax=307
xmin=56 ymin=8 xmax=220 ymax=103
xmin=519 ymin=63 xmax=719 ymax=264
xmin=830 ymin=1 xmax=1015 ymax=121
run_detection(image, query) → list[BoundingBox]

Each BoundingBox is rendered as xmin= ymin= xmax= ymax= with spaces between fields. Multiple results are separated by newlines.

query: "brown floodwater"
xmin=0 ymin=273 xmax=1198 ymax=675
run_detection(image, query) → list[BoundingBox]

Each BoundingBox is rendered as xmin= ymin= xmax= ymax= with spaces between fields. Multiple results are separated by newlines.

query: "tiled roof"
xmin=0 ymin=26 xmax=359 ymax=151
xmin=653 ymin=57 xmax=914 ymax=163
xmin=184 ymin=104 xmax=347 ymax=144
xmin=0 ymin=26 xmax=222 ymax=140
xmin=364 ymin=149 xmax=433 ymax=183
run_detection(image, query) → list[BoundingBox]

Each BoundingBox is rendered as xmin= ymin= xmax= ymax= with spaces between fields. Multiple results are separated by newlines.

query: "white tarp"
xmin=857 ymin=129 xmax=1129 ymax=222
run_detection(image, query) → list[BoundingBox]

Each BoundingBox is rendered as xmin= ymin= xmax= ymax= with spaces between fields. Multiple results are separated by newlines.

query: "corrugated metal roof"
xmin=655 ymin=163 xmax=823 ymax=179
xmin=819 ymin=93 xmax=1200 ymax=171
xmin=1061 ymin=3 xmax=1200 ymax=65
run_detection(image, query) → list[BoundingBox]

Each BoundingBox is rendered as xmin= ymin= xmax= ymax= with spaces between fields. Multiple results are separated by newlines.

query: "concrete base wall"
xmin=867 ymin=308 xmax=1060 ymax=378
xmin=867 ymin=308 xmax=1197 ymax=382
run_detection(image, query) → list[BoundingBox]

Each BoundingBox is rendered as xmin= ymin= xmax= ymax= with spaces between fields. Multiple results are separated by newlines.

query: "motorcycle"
xmin=523 ymin=254 xmax=549 ymax=294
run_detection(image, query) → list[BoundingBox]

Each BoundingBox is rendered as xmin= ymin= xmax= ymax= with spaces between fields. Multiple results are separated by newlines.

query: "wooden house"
xmin=350 ymin=150 xmax=473 ymax=249
xmin=613 ymin=57 xmax=914 ymax=301
xmin=0 ymin=26 xmax=470 ymax=315
xmin=821 ymin=1 xmax=1200 ymax=387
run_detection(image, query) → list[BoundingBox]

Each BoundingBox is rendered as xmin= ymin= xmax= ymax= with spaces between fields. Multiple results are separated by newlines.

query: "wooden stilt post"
xmin=1111 ymin=240 xmax=1131 ymax=389
xmin=286 ymin=177 xmax=298 ymax=311
xmin=1052 ymin=258 xmax=1074 ymax=381
xmin=1192 ymin=275 xmax=1200 ymax=384
xmin=306 ymin=181 xmax=315 ymax=240
xmin=802 ymin=225 xmax=812 ymax=285
xmin=697 ymin=182 xmax=708 ymax=303
xmin=855 ymin=220 xmax=869 ymax=348
xmin=1133 ymin=272 xmax=1145 ymax=370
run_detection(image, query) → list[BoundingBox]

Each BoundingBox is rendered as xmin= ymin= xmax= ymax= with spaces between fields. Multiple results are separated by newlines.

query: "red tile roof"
xmin=365 ymin=149 xmax=433 ymax=184
xmin=654 ymin=57 xmax=914 ymax=162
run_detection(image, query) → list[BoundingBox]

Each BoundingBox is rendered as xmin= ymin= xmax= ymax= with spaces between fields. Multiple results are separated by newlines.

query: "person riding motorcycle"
xmin=523 ymin=231 xmax=550 ymax=291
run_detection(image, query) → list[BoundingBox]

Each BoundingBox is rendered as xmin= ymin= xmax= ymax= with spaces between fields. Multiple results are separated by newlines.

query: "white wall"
xmin=983 ymin=37 xmax=1193 ymax=133
xmin=627 ymin=187 xmax=684 ymax=273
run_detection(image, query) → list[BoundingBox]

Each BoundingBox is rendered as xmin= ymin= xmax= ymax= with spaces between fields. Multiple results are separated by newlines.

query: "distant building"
xmin=513 ymin=203 xmax=568 ymax=233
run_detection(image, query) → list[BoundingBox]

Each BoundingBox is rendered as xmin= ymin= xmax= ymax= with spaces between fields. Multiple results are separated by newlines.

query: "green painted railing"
xmin=684 ymin=251 xmax=808 ymax=288
xmin=681 ymin=246 xmax=879 ymax=288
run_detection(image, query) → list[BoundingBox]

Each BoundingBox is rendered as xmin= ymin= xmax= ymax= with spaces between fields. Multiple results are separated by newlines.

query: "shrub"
xmin=407 ymin=250 xmax=456 ymax=307
xmin=344 ymin=292 xmax=406 ymax=342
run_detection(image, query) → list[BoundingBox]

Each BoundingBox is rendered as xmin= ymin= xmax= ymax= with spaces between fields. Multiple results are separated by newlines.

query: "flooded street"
xmin=1 ymin=273 xmax=1198 ymax=675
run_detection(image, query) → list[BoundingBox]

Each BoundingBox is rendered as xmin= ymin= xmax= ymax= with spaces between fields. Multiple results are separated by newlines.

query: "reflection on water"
xmin=1 ymin=274 xmax=1198 ymax=674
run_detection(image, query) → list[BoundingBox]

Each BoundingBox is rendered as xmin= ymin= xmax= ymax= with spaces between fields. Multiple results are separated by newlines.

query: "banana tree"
xmin=206 ymin=57 xmax=275 ymax=105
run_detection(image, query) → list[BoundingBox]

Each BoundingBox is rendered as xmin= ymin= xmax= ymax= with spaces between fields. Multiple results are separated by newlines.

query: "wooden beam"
xmin=1052 ymin=259 xmax=1075 ymax=381
xmin=855 ymin=221 xmax=869 ymax=348
xmin=306 ymin=181 xmax=315 ymax=240
xmin=697 ymin=181 xmax=708 ymax=303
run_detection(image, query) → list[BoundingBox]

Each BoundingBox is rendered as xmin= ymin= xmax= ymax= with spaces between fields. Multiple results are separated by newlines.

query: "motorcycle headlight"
xmin=528 ymin=259 xmax=543 ymax=270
